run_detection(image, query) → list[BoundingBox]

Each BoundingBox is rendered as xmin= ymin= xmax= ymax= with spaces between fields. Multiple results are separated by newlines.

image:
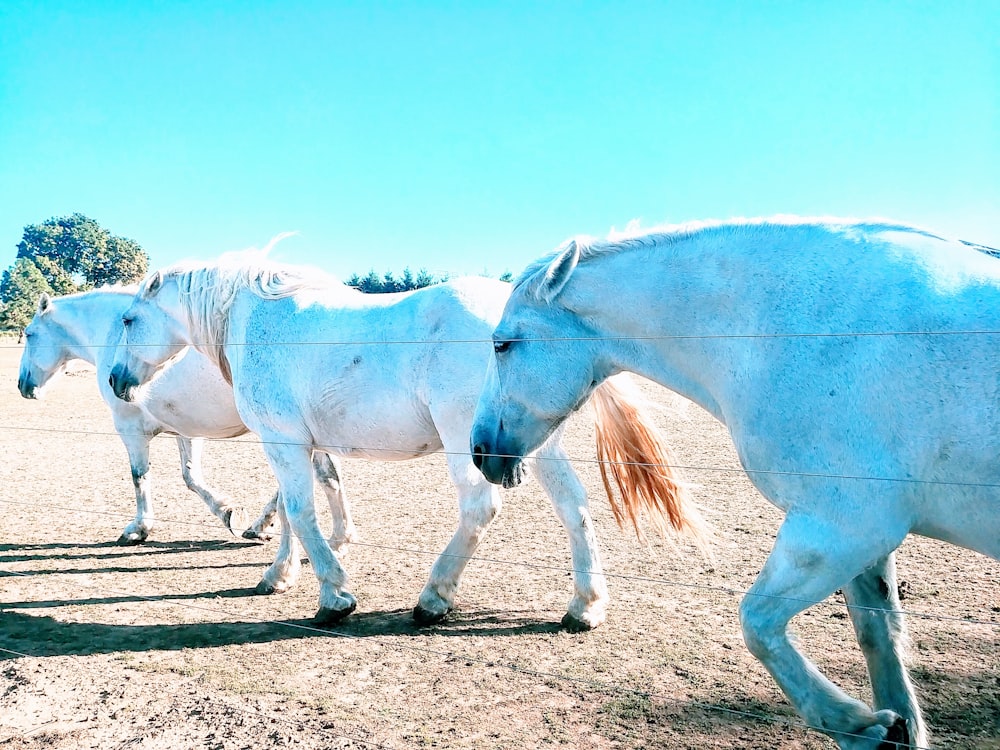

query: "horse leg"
xmin=259 ymin=441 xmax=356 ymax=624
xmin=530 ymin=434 xmax=609 ymax=632
xmin=739 ymin=511 xmax=913 ymax=749
xmin=117 ymin=430 xmax=156 ymax=545
xmin=244 ymin=492 xmax=279 ymax=541
xmin=313 ymin=451 xmax=358 ymax=554
xmin=843 ymin=553 xmax=927 ymax=747
xmin=176 ymin=437 xmax=248 ymax=536
xmin=254 ymin=494 xmax=302 ymax=594
xmin=413 ymin=446 xmax=501 ymax=625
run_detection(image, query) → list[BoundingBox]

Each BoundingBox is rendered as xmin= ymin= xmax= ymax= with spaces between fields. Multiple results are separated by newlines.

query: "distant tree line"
xmin=345 ymin=267 xmax=513 ymax=293
xmin=346 ymin=267 xmax=440 ymax=293
xmin=0 ymin=214 xmax=149 ymax=336
xmin=0 ymin=213 xmax=517 ymax=336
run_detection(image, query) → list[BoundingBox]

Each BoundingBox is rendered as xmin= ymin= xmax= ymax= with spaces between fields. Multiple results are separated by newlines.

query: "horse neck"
xmin=54 ymin=291 xmax=133 ymax=365
xmin=569 ymin=237 xmax=772 ymax=424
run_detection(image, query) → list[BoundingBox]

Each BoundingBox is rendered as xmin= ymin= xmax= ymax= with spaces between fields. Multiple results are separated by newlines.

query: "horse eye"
xmin=493 ymin=340 xmax=511 ymax=354
xmin=122 ymin=316 xmax=133 ymax=327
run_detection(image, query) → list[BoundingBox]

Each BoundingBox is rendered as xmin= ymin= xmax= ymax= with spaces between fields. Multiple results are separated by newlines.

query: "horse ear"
xmin=37 ymin=292 xmax=51 ymax=314
xmin=539 ymin=239 xmax=581 ymax=302
xmin=142 ymin=271 xmax=163 ymax=298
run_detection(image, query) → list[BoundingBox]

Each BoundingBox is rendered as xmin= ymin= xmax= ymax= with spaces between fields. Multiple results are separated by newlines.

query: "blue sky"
xmin=1 ymin=1 xmax=997 ymax=280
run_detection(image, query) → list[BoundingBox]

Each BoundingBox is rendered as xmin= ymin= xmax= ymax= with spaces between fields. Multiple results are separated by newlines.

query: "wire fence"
xmin=0 ymin=490 xmax=996 ymax=630
xmin=3 ymin=330 xmax=998 ymax=749
xmin=8 ymin=327 xmax=1000 ymax=351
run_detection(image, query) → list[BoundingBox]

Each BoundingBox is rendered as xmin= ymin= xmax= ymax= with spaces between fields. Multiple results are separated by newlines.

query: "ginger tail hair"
xmin=591 ymin=375 xmax=709 ymax=550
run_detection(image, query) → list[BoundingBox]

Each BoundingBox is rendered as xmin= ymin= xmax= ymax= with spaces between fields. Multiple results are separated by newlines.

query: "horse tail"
xmin=591 ymin=374 xmax=710 ymax=551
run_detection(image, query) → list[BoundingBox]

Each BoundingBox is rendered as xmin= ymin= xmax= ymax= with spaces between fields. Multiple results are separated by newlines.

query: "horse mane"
xmin=152 ymin=253 xmax=354 ymax=381
xmin=45 ymin=284 xmax=139 ymax=305
xmin=514 ymin=216 xmax=946 ymax=300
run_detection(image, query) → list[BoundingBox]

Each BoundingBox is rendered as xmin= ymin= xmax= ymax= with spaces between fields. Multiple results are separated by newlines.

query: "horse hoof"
xmin=877 ymin=716 xmax=911 ymax=749
xmin=315 ymin=602 xmax=357 ymax=626
xmin=560 ymin=612 xmax=595 ymax=633
xmin=116 ymin=534 xmax=147 ymax=546
xmin=223 ymin=508 xmax=249 ymax=537
xmin=254 ymin=580 xmax=277 ymax=595
xmin=242 ymin=528 xmax=270 ymax=542
xmin=412 ymin=605 xmax=451 ymax=626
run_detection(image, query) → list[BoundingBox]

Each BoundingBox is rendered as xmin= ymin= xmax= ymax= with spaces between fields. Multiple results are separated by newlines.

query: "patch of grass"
xmin=595 ymin=690 xmax=661 ymax=749
xmin=599 ymin=691 xmax=655 ymax=726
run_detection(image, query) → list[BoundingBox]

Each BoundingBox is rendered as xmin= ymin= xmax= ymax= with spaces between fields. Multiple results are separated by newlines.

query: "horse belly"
xmin=309 ymin=408 xmax=444 ymax=461
xmin=910 ymin=498 xmax=1000 ymax=559
xmin=144 ymin=351 xmax=247 ymax=438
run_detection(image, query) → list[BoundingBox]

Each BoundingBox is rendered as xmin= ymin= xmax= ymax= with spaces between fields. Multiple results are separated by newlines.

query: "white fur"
xmin=471 ymin=217 xmax=1000 ymax=749
xmin=110 ymin=262 xmax=614 ymax=629
xmin=19 ymin=288 xmax=355 ymax=548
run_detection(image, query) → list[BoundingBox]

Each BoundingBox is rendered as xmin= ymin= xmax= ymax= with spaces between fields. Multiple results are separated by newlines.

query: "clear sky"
xmin=1 ymin=1 xmax=997 ymax=281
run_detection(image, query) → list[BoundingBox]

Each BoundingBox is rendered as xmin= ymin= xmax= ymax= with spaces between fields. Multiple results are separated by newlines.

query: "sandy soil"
xmin=0 ymin=341 xmax=997 ymax=749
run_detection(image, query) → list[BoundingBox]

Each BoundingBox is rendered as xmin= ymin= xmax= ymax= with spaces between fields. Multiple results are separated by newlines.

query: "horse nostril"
xmin=471 ymin=443 xmax=485 ymax=470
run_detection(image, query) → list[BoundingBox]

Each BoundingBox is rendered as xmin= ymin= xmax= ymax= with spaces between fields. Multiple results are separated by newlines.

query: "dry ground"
xmin=0 ymin=341 xmax=997 ymax=749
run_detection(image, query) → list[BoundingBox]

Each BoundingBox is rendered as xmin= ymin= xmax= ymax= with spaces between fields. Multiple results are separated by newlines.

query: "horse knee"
xmin=459 ymin=495 xmax=501 ymax=536
xmin=479 ymin=496 xmax=502 ymax=525
xmin=739 ymin=596 xmax=781 ymax=660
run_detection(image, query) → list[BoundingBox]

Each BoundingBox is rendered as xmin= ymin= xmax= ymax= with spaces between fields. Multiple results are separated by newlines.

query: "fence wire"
xmin=0 ymin=493 xmax=996 ymax=630
xmin=2 ymin=329 xmax=996 ymax=749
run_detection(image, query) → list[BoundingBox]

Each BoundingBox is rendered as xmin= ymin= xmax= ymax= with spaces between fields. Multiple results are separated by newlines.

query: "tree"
xmin=15 ymin=213 xmax=149 ymax=290
xmin=1 ymin=213 xmax=150 ymax=336
xmin=0 ymin=257 xmax=53 ymax=337
xmin=414 ymin=269 xmax=436 ymax=288
xmin=382 ymin=270 xmax=400 ymax=293
xmin=88 ymin=234 xmax=149 ymax=287
xmin=358 ymin=269 xmax=383 ymax=293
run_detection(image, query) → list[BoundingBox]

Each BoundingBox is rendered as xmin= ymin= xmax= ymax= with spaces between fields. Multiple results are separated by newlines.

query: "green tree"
xmin=382 ymin=270 xmax=400 ymax=293
xmin=358 ymin=269 xmax=383 ymax=293
xmin=28 ymin=254 xmax=76 ymax=295
xmin=0 ymin=257 xmax=53 ymax=337
xmin=415 ymin=268 xmax=436 ymax=288
xmin=88 ymin=234 xmax=149 ymax=287
xmin=15 ymin=213 xmax=149 ymax=289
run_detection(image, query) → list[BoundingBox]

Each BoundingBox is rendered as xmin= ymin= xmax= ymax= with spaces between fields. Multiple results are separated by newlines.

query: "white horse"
xmin=106 ymin=258 xmax=699 ymax=630
xmin=17 ymin=288 xmax=356 ymax=548
xmin=470 ymin=217 xmax=1000 ymax=750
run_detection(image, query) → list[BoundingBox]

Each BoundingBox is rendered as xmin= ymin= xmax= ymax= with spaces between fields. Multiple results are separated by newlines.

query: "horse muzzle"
xmin=17 ymin=374 xmax=37 ymax=399
xmin=471 ymin=437 xmax=527 ymax=489
xmin=109 ymin=364 xmax=140 ymax=402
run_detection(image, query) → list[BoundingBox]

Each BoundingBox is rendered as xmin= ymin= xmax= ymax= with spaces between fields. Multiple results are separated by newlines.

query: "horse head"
xmin=18 ymin=293 xmax=66 ymax=399
xmin=109 ymin=271 xmax=190 ymax=402
xmin=471 ymin=239 xmax=612 ymax=486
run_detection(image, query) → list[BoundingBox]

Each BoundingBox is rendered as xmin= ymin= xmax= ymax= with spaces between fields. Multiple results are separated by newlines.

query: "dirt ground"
xmin=0 ymin=340 xmax=997 ymax=750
